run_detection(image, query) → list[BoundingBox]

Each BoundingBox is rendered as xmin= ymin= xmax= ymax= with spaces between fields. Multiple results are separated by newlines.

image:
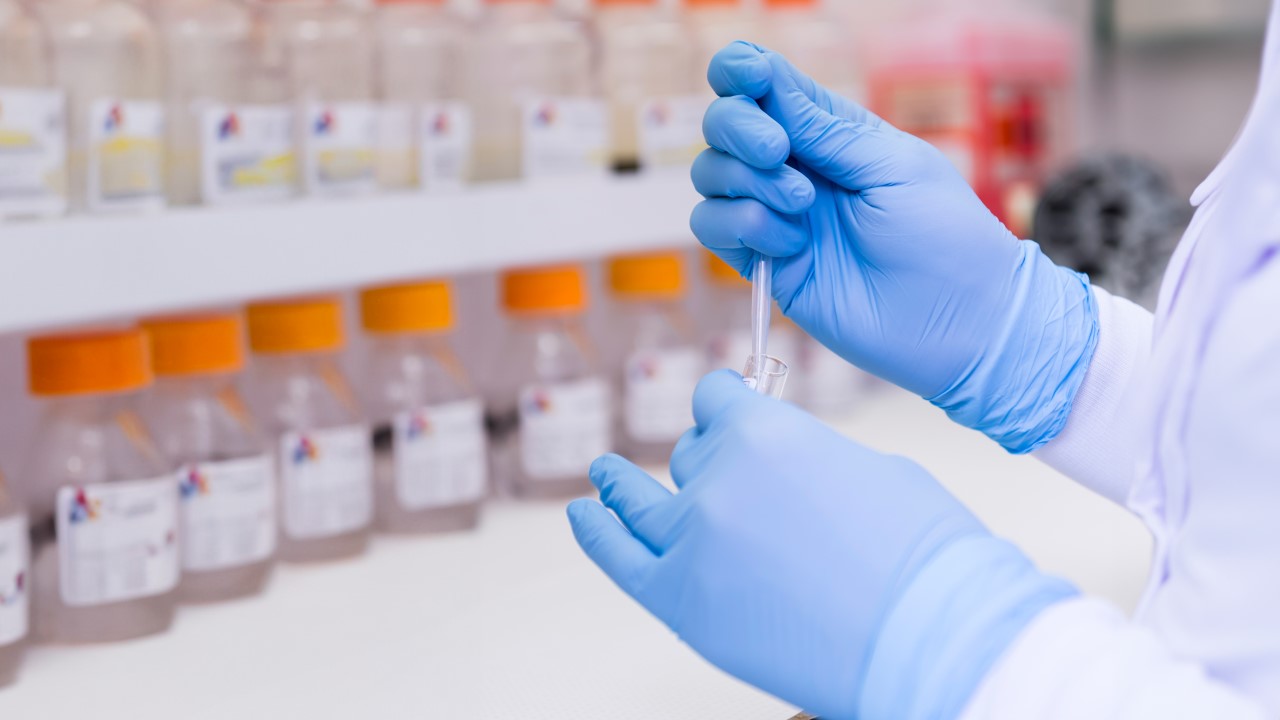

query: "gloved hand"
xmin=568 ymin=371 xmax=1077 ymax=720
xmin=691 ymin=43 xmax=1099 ymax=453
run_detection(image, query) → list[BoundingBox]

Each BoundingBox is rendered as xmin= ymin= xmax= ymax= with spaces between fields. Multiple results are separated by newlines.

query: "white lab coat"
xmin=960 ymin=3 xmax=1280 ymax=717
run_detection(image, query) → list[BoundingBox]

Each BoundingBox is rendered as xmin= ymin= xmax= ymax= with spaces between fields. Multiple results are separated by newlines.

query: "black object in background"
xmin=1033 ymin=154 xmax=1189 ymax=308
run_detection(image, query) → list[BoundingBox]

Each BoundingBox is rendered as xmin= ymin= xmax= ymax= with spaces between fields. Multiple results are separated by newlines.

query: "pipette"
xmin=749 ymin=253 xmax=772 ymax=391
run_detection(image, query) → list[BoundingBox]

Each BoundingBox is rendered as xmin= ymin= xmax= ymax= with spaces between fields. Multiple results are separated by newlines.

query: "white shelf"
xmin=0 ymin=175 xmax=699 ymax=335
xmin=0 ymin=389 xmax=1152 ymax=719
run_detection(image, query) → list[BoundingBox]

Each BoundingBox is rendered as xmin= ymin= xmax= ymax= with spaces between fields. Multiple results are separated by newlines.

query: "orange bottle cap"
xmin=360 ymin=281 xmax=453 ymax=334
xmin=28 ymin=329 xmax=153 ymax=397
xmin=142 ymin=313 xmax=245 ymax=377
xmin=704 ymin=250 xmax=749 ymax=286
xmin=246 ymin=297 xmax=345 ymax=355
xmin=502 ymin=265 xmax=588 ymax=315
xmin=763 ymin=0 xmax=816 ymax=7
xmin=608 ymin=252 xmax=686 ymax=300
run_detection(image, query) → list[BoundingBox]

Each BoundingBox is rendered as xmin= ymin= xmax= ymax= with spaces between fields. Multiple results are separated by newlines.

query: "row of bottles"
xmin=0 ymin=249 xmax=872 ymax=687
xmin=0 ymin=0 xmax=856 ymax=219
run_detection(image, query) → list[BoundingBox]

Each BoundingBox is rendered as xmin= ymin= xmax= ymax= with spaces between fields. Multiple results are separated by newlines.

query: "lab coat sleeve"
xmin=1033 ymin=286 xmax=1153 ymax=504
xmin=958 ymin=598 xmax=1271 ymax=719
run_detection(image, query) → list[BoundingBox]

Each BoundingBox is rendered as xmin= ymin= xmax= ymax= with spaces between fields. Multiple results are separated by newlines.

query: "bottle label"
xmin=178 ymin=455 xmax=276 ymax=572
xmin=624 ymin=347 xmax=701 ymax=442
xmin=302 ymin=102 xmax=377 ymax=196
xmin=375 ymin=102 xmax=416 ymax=188
xmin=279 ymin=425 xmax=372 ymax=539
xmin=419 ymin=101 xmax=471 ymax=190
xmin=86 ymin=99 xmax=165 ymax=212
xmin=0 ymin=515 xmax=28 ymax=646
xmin=0 ymin=87 xmax=68 ymax=218
xmin=56 ymin=477 xmax=179 ymax=607
xmin=520 ymin=98 xmax=609 ymax=180
xmin=393 ymin=399 xmax=487 ymax=510
xmin=636 ymin=95 xmax=709 ymax=173
xmin=519 ymin=378 xmax=611 ymax=480
xmin=199 ymin=104 xmax=295 ymax=204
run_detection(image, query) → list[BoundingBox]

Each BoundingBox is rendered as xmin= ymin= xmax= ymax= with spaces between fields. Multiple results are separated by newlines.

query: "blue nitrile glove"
xmin=691 ymin=43 xmax=1099 ymax=453
xmin=568 ymin=371 xmax=1077 ymax=720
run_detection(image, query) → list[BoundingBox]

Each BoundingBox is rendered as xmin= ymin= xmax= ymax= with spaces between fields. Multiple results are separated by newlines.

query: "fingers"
xmin=692 ymin=369 xmax=760 ymax=430
xmin=707 ymin=41 xmax=773 ymax=98
xmin=706 ymin=41 xmax=885 ymax=127
xmin=690 ymin=198 xmax=808 ymax=260
xmin=758 ymin=53 xmax=905 ymax=191
xmin=691 ymin=149 xmax=815 ymax=215
xmin=669 ymin=427 xmax=702 ymax=490
xmin=589 ymin=454 xmax=673 ymax=552
xmin=762 ymin=51 xmax=886 ymax=127
xmin=567 ymin=499 xmax=656 ymax=600
xmin=703 ymin=96 xmax=790 ymax=170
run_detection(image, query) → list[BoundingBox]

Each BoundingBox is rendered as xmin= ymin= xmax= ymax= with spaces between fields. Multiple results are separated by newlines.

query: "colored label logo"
xmin=645 ymin=102 xmax=669 ymax=127
xmin=218 ymin=112 xmax=241 ymax=140
xmin=430 ymin=111 xmax=451 ymax=136
xmin=313 ymin=110 xmax=336 ymax=135
xmin=522 ymin=390 xmax=554 ymax=416
xmin=405 ymin=412 xmax=432 ymax=440
xmin=103 ymin=104 xmax=124 ymax=133
xmin=0 ymin=571 xmax=24 ymax=606
xmin=179 ymin=466 xmax=210 ymax=499
xmin=291 ymin=436 xmax=320 ymax=465
xmin=532 ymin=103 xmax=557 ymax=127
xmin=628 ymin=356 xmax=660 ymax=382
xmin=68 ymin=488 xmax=101 ymax=524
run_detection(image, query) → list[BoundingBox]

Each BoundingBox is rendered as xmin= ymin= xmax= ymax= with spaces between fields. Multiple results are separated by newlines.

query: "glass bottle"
xmin=38 ymin=0 xmax=164 ymax=213
xmin=591 ymin=0 xmax=694 ymax=173
xmin=246 ymin=297 xmax=372 ymax=562
xmin=142 ymin=314 xmax=276 ymax=603
xmin=702 ymin=251 xmax=798 ymax=374
xmin=488 ymin=265 xmax=611 ymax=498
xmin=607 ymin=252 xmax=699 ymax=464
xmin=683 ymin=0 xmax=758 ymax=93
xmin=0 ymin=468 xmax=28 ymax=687
xmin=0 ymin=0 xmax=68 ymax=219
xmin=258 ymin=0 xmax=377 ymax=197
xmin=758 ymin=0 xmax=860 ymax=98
xmin=373 ymin=0 xmax=469 ymax=190
xmin=361 ymin=281 xmax=487 ymax=533
xmin=159 ymin=0 xmax=294 ymax=205
xmin=24 ymin=330 xmax=178 ymax=643
xmin=466 ymin=0 xmax=597 ymax=182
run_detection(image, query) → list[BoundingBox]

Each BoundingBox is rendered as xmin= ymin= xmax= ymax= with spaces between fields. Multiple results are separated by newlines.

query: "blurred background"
xmin=0 ymin=0 xmax=1270 ymax=715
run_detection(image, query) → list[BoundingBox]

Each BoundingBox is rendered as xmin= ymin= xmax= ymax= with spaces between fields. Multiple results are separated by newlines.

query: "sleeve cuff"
xmin=1033 ymin=286 xmax=1153 ymax=504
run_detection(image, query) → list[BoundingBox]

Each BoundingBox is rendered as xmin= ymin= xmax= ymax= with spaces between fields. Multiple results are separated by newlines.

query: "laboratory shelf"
xmin=0 ymin=175 xmax=699 ymax=335
xmin=0 ymin=388 xmax=1152 ymax=720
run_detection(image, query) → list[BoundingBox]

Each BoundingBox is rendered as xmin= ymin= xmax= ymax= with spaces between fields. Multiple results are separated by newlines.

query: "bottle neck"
xmin=365 ymin=329 xmax=453 ymax=356
xmin=41 ymin=389 xmax=144 ymax=421
xmin=509 ymin=312 xmax=584 ymax=333
xmin=153 ymin=371 xmax=237 ymax=397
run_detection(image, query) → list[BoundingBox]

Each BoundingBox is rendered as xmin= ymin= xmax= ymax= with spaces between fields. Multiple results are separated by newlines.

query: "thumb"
xmin=757 ymin=53 xmax=906 ymax=191
xmin=692 ymin=369 xmax=765 ymax=430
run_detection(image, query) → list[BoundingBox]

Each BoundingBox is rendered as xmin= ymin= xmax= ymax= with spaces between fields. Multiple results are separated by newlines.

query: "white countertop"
xmin=0 ymin=386 xmax=1152 ymax=719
